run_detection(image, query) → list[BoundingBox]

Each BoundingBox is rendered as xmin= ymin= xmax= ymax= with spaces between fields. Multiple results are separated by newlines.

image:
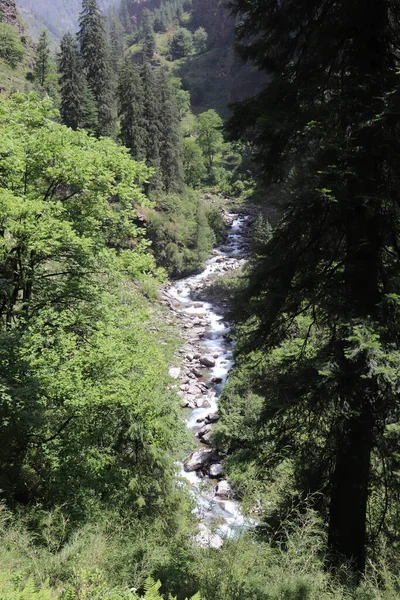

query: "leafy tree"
xmin=195 ymin=109 xmax=224 ymax=173
xmin=181 ymin=137 xmax=205 ymax=187
xmin=78 ymin=0 xmax=114 ymax=136
xmin=0 ymin=23 xmax=25 ymax=68
xmin=34 ymin=29 xmax=51 ymax=86
xmin=193 ymin=27 xmax=208 ymax=54
xmin=168 ymin=27 xmax=193 ymax=59
xmin=170 ymin=76 xmax=191 ymax=118
xmin=227 ymin=0 xmax=400 ymax=573
xmin=0 ymin=93 xmax=188 ymax=520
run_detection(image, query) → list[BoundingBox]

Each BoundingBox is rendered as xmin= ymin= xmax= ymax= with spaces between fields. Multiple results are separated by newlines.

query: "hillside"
xmin=126 ymin=0 xmax=266 ymax=117
xmin=16 ymin=0 xmax=119 ymax=40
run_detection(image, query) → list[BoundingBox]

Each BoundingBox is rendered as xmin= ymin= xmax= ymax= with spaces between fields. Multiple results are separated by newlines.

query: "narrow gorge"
xmin=163 ymin=208 xmax=254 ymax=549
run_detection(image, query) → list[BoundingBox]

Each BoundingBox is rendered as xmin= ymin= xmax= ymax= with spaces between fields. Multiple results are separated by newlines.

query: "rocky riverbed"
xmin=163 ymin=208 xmax=255 ymax=549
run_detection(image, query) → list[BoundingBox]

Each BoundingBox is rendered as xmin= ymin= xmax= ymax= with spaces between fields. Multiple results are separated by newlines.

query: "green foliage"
xmin=0 ymin=93 xmax=189 ymax=520
xmin=168 ymin=27 xmax=193 ymax=59
xmin=181 ymin=137 xmax=206 ymax=187
xmin=0 ymin=23 xmax=25 ymax=68
xmin=194 ymin=110 xmax=224 ymax=173
xmin=193 ymin=27 xmax=207 ymax=54
xmin=147 ymin=191 xmax=221 ymax=276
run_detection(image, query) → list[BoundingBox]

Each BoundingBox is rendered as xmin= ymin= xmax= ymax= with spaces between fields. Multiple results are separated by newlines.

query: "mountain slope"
xmin=16 ymin=0 xmax=119 ymax=40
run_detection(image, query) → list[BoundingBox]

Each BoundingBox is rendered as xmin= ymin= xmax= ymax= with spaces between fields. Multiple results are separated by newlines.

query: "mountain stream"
xmin=163 ymin=211 xmax=254 ymax=549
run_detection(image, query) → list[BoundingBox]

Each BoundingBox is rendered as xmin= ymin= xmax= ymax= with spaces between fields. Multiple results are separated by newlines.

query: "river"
xmin=164 ymin=211 xmax=253 ymax=549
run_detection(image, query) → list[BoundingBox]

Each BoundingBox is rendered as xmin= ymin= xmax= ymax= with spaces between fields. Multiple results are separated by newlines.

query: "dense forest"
xmin=0 ymin=0 xmax=400 ymax=598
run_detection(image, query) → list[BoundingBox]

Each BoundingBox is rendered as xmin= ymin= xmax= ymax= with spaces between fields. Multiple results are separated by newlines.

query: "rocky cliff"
xmin=180 ymin=0 xmax=266 ymax=116
xmin=191 ymin=0 xmax=234 ymax=47
xmin=0 ymin=0 xmax=23 ymax=32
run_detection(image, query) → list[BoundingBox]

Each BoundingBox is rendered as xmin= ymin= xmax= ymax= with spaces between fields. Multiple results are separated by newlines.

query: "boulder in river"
xmin=184 ymin=449 xmax=220 ymax=472
xmin=200 ymin=355 xmax=216 ymax=368
xmin=205 ymin=412 xmax=220 ymax=424
xmin=209 ymin=463 xmax=224 ymax=478
xmin=215 ymin=480 xmax=232 ymax=498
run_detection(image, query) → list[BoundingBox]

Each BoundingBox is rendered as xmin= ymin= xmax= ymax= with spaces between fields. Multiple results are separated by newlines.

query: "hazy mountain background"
xmin=16 ymin=0 xmax=119 ymax=40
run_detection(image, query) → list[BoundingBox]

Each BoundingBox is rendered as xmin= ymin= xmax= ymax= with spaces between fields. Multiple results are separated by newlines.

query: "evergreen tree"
xmin=34 ymin=29 xmax=51 ymax=86
xmin=141 ymin=63 xmax=162 ymax=189
xmin=108 ymin=9 xmax=126 ymax=72
xmin=78 ymin=0 xmax=114 ymax=136
xmin=157 ymin=68 xmax=182 ymax=192
xmin=118 ymin=0 xmax=132 ymax=33
xmin=58 ymin=32 xmax=85 ymax=130
xmin=142 ymin=8 xmax=155 ymax=63
xmin=227 ymin=0 xmax=400 ymax=573
xmin=117 ymin=57 xmax=146 ymax=160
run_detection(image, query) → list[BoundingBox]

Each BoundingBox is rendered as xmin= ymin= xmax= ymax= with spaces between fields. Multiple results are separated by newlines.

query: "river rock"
xmin=196 ymin=396 xmax=210 ymax=409
xmin=215 ymin=480 xmax=232 ymax=498
xmin=184 ymin=449 xmax=218 ymax=472
xmin=168 ymin=367 xmax=181 ymax=379
xmin=186 ymin=353 xmax=194 ymax=361
xmin=205 ymin=412 xmax=220 ymax=424
xmin=209 ymin=463 xmax=224 ymax=478
xmin=195 ymin=524 xmax=223 ymax=550
xmin=201 ymin=431 xmax=212 ymax=444
xmin=197 ymin=424 xmax=212 ymax=438
xmin=200 ymin=355 xmax=216 ymax=368
xmin=191 ymin=367 xmax=203 ymax=377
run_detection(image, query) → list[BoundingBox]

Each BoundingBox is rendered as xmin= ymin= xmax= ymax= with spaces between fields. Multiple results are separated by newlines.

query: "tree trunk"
xmin=328 ymin=401 xmax=374 ymax=571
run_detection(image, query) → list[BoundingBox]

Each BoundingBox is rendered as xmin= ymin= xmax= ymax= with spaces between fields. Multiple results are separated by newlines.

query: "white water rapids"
xmin=166 ymin=213 xmax=255 ymax=549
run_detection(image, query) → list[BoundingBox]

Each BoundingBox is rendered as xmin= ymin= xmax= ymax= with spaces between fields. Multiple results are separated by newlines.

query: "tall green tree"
xmin=141 ymin=63 xmax=162 ymax=189
xmin=195 ymin=109 xmax=223 ymax=173
xmin=34 ymin=29 xmax=51 ymax=86
xmin=117 ymin=57 xmax=146 ymax=160
xmin=78 ymin=0 xmax=114 ymax=136
xmin=227 ymin=0 xmax=400 ymax=573
xmin=157 ymin=68 xmax=183 ymax=192
xmin=142 ymin=8 xmax=155 ymax=63
xmin=58 ymin=32 xmax=85 ymax=130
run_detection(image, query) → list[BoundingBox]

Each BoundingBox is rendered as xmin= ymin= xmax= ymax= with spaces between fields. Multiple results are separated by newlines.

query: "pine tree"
xmin=142 ymin=8 xmax=155 ymax=63
xmin=78 ymin=0 xmax=114 ymax=136
xmin=58 ymin=32 xmax=85 ymax=130
xmin=117 ymin=57 xmax=146 ymax=160
xmin=141 ymin=63 xmax=162 ymax=189
xmin=157 ymin=68 xmax=182 ymax=192
xmin=228 ymin=0 xmax=400 ymax=573
xmin=34 ymin=29 xmax=51 ymax=86
xmin=108 ymin=9 xmax=125 ymax=72
xmin=118 ymin=0 xmax=132 ymax=33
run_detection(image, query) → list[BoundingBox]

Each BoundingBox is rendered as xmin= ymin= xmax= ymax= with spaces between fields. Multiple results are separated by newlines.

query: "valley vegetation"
xmin=0 ymin=0 xmax=400 ymax=599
